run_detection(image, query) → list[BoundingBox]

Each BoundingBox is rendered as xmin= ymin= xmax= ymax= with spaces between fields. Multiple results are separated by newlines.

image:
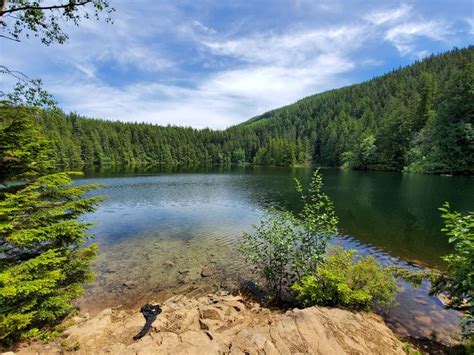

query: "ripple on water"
xmin=76 ymin=171 xmax=467 ymax=345
xmin=77 ymin=229 xmax=462 ymax=345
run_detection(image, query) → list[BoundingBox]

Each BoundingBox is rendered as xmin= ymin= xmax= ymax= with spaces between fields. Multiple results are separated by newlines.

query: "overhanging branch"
xmin=0 ymin=1 xmax=93 ymax=16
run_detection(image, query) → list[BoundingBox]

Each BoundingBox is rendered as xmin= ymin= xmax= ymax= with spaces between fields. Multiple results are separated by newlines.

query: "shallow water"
xmin=76 ymin=166 xmax=472 ymax=343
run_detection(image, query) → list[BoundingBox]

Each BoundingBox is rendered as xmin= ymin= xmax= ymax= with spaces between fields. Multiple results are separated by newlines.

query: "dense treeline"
xmin=240 ymin=46 xmax=473 ymax=174
xmin=32 ymin=109 xmax=311 ymax=168
xmin=31 ymin=46 xmax=473 ymax=174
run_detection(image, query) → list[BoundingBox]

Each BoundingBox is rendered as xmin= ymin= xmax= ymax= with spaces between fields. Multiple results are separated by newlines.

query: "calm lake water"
xmin=76 ymin=166 xmax=473 ymax=343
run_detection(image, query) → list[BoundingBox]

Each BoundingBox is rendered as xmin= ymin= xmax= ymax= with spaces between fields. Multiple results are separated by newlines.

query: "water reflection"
xmin=76 ymin=167 xmax=472 ymax=344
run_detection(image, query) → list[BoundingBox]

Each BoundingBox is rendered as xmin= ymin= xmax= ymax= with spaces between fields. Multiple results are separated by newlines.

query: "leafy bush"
xmin=387 ymin=203 xmax=473 ymax=343
xmin=0 ymin=172 xmax=104 ymax=344
xmin=241 ymin=169 xmax=397 ymax=310
xmin=240 ymin=210 xmax=299 ymax=299
xmin=240 ymin=169 xmax=338 ymax=300
xmin=292 ymin=247 xmax=397 ymax=310
xmin=431 ymin=203 xmax=473 ymax=341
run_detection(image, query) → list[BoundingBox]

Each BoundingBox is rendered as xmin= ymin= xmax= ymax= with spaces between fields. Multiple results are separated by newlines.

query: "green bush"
xmin=240 ymin=169 xmax=338 ymax=300
xmin=240 ymin=210 xmax=300 ymax=300
xmin=431 ymin=203 xmax=473 ymax=342
xmin=240 ymin=169 xmax=397 ymax=310
xmin=292 ymin=247 xmax=398 ymax=310
xmin=386 ymin=203 xmax=473 ymax=345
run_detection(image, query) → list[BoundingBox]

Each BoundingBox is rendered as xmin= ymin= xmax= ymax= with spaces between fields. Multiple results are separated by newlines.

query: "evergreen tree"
xmin=0 ymin=106 xmax=104 ymax=344
xmin=0 ymin=173 xmax=103 ymax=343
xmin=0 ymin=105 xmax=52 ymax=184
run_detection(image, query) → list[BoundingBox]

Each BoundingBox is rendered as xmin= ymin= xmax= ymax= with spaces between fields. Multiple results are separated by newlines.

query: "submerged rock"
xmin=12 ymin=294 xmax=407 ymax=354
xmin=163 ymin=261 xmax=176 ymax=268
xmin=200 ymin=266 xmax=215 ymax=278
xmin=122 ymin=281 xmax=137 ymax=289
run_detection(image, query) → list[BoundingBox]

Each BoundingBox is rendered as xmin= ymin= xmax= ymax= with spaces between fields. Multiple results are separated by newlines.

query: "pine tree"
xmin=0 ymin=173 xmax=104 ymax=343
xmin=0 ymin=105 xmax=52 ymax=184
xmin=0 ymin=106 xmax=104 ymax=344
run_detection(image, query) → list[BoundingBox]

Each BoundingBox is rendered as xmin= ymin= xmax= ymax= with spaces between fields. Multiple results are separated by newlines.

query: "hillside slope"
xmin=25 ymin=46 xmax=474 ymax=174
xmin=235 ymin=46 xmax=473 ymax=173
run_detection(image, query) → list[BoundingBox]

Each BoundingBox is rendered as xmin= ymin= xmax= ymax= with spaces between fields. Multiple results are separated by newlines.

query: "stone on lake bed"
xmin=122 ymin=281 xmax=138 ymax=289
xmin=414 ymin=315 xmax=432 ymax=325
xmin=201 ymin=266 xmax=215 ymax=277
xmin=164 ymin=261 xmax=176 ymax=268
xmin=413 ymin=297 xmax=429 ymax=305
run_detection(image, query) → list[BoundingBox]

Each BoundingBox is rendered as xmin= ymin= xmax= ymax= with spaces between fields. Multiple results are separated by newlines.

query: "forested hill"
xmin=28 ymin=46 xmax=474 ymax=174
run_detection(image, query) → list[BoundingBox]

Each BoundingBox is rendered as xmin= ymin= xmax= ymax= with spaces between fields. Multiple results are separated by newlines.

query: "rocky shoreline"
xmin=7 ymin=293 xmax=408 ymax=354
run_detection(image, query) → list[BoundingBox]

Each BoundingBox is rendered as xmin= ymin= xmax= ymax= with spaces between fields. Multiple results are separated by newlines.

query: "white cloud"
xmin=45 ymin=24 xmax=362 ymax=129
xmin=466 ymin=17 xmax=474 ymax=35
xmin=365 ymin=3 xmax=454 ymax=56
xmin=193 ymin=21 xmax=217 ymax=35
xmin=111 ymin=45 xmax=175 ymax=72
xmin=74 ymin=62 xmax=96 ymax=79
xmin=366 ymin=4 xmax=412 ymax=25
xmin=1 ymin=1 xmax=467 ymax=128
xmin=49 ymin=80 xmax=245 ymax=129
xmin=39 ymin=8 xmax=453 ymax=127
xmin=385 ymin=20 xmax=451 ymax=55
xmin=202 ymin=25 xmax=366 ymax=66
xmin=49 ymin=52 xmax=354 ymax=129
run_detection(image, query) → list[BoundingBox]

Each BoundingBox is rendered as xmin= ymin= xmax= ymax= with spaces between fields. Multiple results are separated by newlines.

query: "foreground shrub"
xmin=240 ymin=169 xmax=338 ymax=300
xmin=387 ymin=203 xmax=473 ymax=344
xmin=292 ymin=247 xmax=398 ymax=310
xmin=0 ymin=172 xmax=104 ymax=344
xmin=432 ymin=203 xmax=473 ymax=342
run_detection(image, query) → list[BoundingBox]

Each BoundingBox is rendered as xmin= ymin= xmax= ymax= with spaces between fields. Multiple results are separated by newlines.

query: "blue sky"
xmin=2 ymin=0 xmax=473 ymax=129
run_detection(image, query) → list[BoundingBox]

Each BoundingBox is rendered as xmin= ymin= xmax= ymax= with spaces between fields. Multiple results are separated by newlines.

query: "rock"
xmin=414 ymin=315 xmax=432 ymax=325
xmin=122 ymin=281 xmax=137 ymax=289
xmin=14 ymin=294 xmax=407 ymax=355
xmin=163 ymin=261 xmax=175 ymax=268
xmin=413 ymin=297 xmax=429 ymax=305
xmin=200 ymin=307 xmax=222 ymax=321
xmin=436 ymin=293 xmax=451 ymax=307
xmin=200 ymin=266 xmax=215 ymax=278
xmin=231 ymin=301 xmax=246 ymax=312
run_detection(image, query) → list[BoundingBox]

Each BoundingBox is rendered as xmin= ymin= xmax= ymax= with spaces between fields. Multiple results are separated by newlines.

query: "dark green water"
xmin=77 ymin=166 xmax=473 ymax=343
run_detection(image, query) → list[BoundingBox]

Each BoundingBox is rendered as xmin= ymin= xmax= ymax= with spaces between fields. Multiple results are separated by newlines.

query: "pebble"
xmin=201 ymin=266 xmax=215 ymax=278
xmin=164 ymin=261 xmax=176 ymax=268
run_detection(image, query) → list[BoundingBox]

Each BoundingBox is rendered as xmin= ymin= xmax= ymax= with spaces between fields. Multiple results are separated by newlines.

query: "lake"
xmin=76 ymin=166 xmax=473 ymax=343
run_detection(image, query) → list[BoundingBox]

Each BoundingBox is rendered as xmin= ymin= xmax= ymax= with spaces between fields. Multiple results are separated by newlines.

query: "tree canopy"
xmin=0 ymin=0 xmax=113 ymax=106
xmin=0 ymin=0 xmax=113 ymax=44
xmin=27 ymin=46 xmax=474 ymax=175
